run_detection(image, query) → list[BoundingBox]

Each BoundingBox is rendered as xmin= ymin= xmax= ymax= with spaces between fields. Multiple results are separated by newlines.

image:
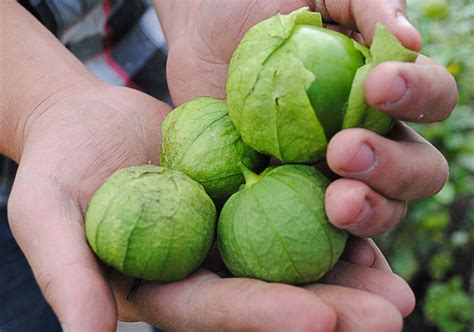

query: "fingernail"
xmin=381 ymin=76 xmax=408 ymax=106
xmin=397 ymin=14 xmax=415 ymax=29
xmin=344 ymin=143 xmax=375 ymax=173
xmin=352 ymin=200 xmax=373 ymax=225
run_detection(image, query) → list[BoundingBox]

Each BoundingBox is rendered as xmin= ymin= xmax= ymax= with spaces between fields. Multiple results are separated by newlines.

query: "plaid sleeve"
xmin=1 ymin=0 xmax=170 ymax=216
xmin=18 ymin=0 xmax=169 ymax=101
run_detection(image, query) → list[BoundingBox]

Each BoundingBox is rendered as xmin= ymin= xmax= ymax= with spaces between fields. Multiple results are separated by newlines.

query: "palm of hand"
xmin=167 ymin=0 xmax=310 ymax=105
xmin=18 ymin=87 xmax=166 ymax=208
xmin=7 ymin=84 xmax=411 ymax=331
xmin=7 ymin=85 xmax=168 ymax=330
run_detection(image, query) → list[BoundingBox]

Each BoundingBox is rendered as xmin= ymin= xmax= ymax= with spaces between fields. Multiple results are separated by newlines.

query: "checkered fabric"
xmin=0 ymin=0 xmax=169 ymax=233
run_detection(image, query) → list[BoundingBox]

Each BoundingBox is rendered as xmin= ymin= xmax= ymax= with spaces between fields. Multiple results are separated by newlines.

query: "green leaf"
xmin=240 ymin=49 xmax=327 ymax=162
xmin=428 ymin=250 xmax=453 ymax=280
xmin=457 ymin=152 xmax=474 ymax=172
xmin=342 ymin=64 xmax=372 ymax=129
xmin=227 ymin=8 xmax=322 ymax=133
xmin=352 ymin=40 xmax=371 ymax=63
xmin=423 ymin=277 xmax=473 ymax=332
xmin=390 ymin=247 xmax=419 ymax=281
xmin=421 ymin=209 xmax=450 ymax=231
xmin=370 ymin=24 xmax=419 ymax=65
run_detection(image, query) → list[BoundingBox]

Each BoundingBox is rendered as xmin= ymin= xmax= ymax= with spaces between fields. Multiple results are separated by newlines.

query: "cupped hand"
xmin=164 ymin=0 xmax=457 ymax=238
xmin=7 ymin=82 xmax=414 ymax=331
xmin=112 ymin=236 xmax=414 ymax=332
xmin=7 ymin=83 xmax=167 ymax=331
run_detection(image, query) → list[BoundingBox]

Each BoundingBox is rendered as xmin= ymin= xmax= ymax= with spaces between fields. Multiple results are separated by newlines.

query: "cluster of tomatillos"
xmin=85 ymin=8 xmax=418 ymax=284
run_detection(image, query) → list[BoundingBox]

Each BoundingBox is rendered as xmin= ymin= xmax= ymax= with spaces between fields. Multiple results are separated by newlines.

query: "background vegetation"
xmin=376 ymin=0 xmax=474 ymax=330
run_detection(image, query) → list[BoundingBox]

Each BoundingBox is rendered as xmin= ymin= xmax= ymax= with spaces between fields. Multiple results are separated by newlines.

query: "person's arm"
xmin=0 ymin=1 xmax=99 ymax=162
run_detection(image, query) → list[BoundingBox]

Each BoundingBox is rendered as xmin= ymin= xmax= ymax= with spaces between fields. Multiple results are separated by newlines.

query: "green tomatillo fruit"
xmin=218 ymin=164 xmax=348 ymax=284
xmin=226 ymin=7 xmax=418 ymax=164
xmin=85 ymin=165 xmax=216 ymax=282
xmin=160 ymin=97 xmax=269 ymax=203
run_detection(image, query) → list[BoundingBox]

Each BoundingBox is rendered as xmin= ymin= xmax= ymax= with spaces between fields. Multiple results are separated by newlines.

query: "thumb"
xmin=314 ymin=0 xmax=422 ymax=51
xmin=8 ymin=164 xmax=117 ymax=331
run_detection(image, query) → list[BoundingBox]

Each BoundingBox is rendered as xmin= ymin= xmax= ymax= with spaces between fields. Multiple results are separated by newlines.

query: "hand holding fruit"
xmin=163 ymin=0 xmax=457 ymax=239
xmin=88 ymin=2 xmax=456 ymax=330
xmin=3 ymin=1 xmax=458 ymax=331
xmin=8 ymin=82 xmax=413 ymax=332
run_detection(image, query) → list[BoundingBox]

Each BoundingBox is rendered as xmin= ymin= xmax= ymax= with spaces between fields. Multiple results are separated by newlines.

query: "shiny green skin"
xmin=85 ymin=165 xmax=216 ymax=281
xmin=286 ymin=26 xmax=364 ymax=138
xmin=226 ymin=9 xmax=366 ymax=164
xmin=160 ymin=97 xmax=268 ymax=203
xmin=218 ymin=164 xmax=348 ymax=284
xmin=226 ymin=9 xmax=417 ymax=164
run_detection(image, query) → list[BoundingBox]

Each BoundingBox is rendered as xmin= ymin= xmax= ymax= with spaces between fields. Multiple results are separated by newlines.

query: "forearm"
xmin=0 ymin=2 xmax=99 ymax=162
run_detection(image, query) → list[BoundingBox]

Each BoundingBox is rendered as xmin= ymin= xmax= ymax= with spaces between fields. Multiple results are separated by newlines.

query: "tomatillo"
xmin=160 ymin=97 xmax=269 ymax=204
xmin=226 ymin=8 xmax=418 ymax=164
xmin=85 ymin=165 xmax=216 ymax=281
xmin=218 ymin=164 xmax=348 ymax=284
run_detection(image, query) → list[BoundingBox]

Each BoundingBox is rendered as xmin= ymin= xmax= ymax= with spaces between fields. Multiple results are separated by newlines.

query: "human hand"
xmin=158 ymin=0 xmax=457 ymax=238
xmin=6 ymin=84 xmax=167 ymax=331
xmin=6 ymin=83 xmax=414 ymax=332
xmin=111 ymin=236 xmax=414 ymax=331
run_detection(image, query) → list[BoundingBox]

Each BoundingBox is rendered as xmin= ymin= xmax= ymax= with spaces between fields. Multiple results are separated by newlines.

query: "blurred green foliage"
xmin=376 ymin=0 xmax=474 ymax=331
xmin=424 ymin=277 xmax=472 ymax=332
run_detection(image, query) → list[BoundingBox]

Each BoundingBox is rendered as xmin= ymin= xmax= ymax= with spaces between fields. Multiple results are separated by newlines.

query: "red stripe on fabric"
xmin=102 ymin=0 xmax=130 ymax=84
xmin=103 ymin=53 xmax=130 ymax=82
xmin=103 ymin=0 xmax=112 ymax=32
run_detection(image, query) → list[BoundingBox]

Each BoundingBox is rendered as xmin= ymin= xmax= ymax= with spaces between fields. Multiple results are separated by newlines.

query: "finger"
xmin=8 ymin=168 xmax=116 ymax=331
xmin=327 ymin=125 xmax=449 ymax=200
xmin=340 ymin=236 xmax=375 ymax=266
xmin=326 ymin=179 xmax=407 ymax=237
xmin=365 ymin=239 xmax=392 ymax=271
xmin=365 ymin=56 xmax=458 ymax=123
xmin=314 ymin=0 xmax=422 ymax=50
xmin=307 ymin=284 xmax=403 ymax=332
xmin=110 ymin=270 xmax=337 ymax=332
xmin=341 ymin=237 xmax=392 ymax=271
xmin=322 ymin=261 xmax=415 ymax=317
xmin=341 ymin=237 xmax=392 ymax=272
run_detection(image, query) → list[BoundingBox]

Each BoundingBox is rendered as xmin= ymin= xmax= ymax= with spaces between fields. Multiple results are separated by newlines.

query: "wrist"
xmin=0 ymin=2 xmax=101 ymax=162
xmin=0 ymin=76 xmax=100 ymax=163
